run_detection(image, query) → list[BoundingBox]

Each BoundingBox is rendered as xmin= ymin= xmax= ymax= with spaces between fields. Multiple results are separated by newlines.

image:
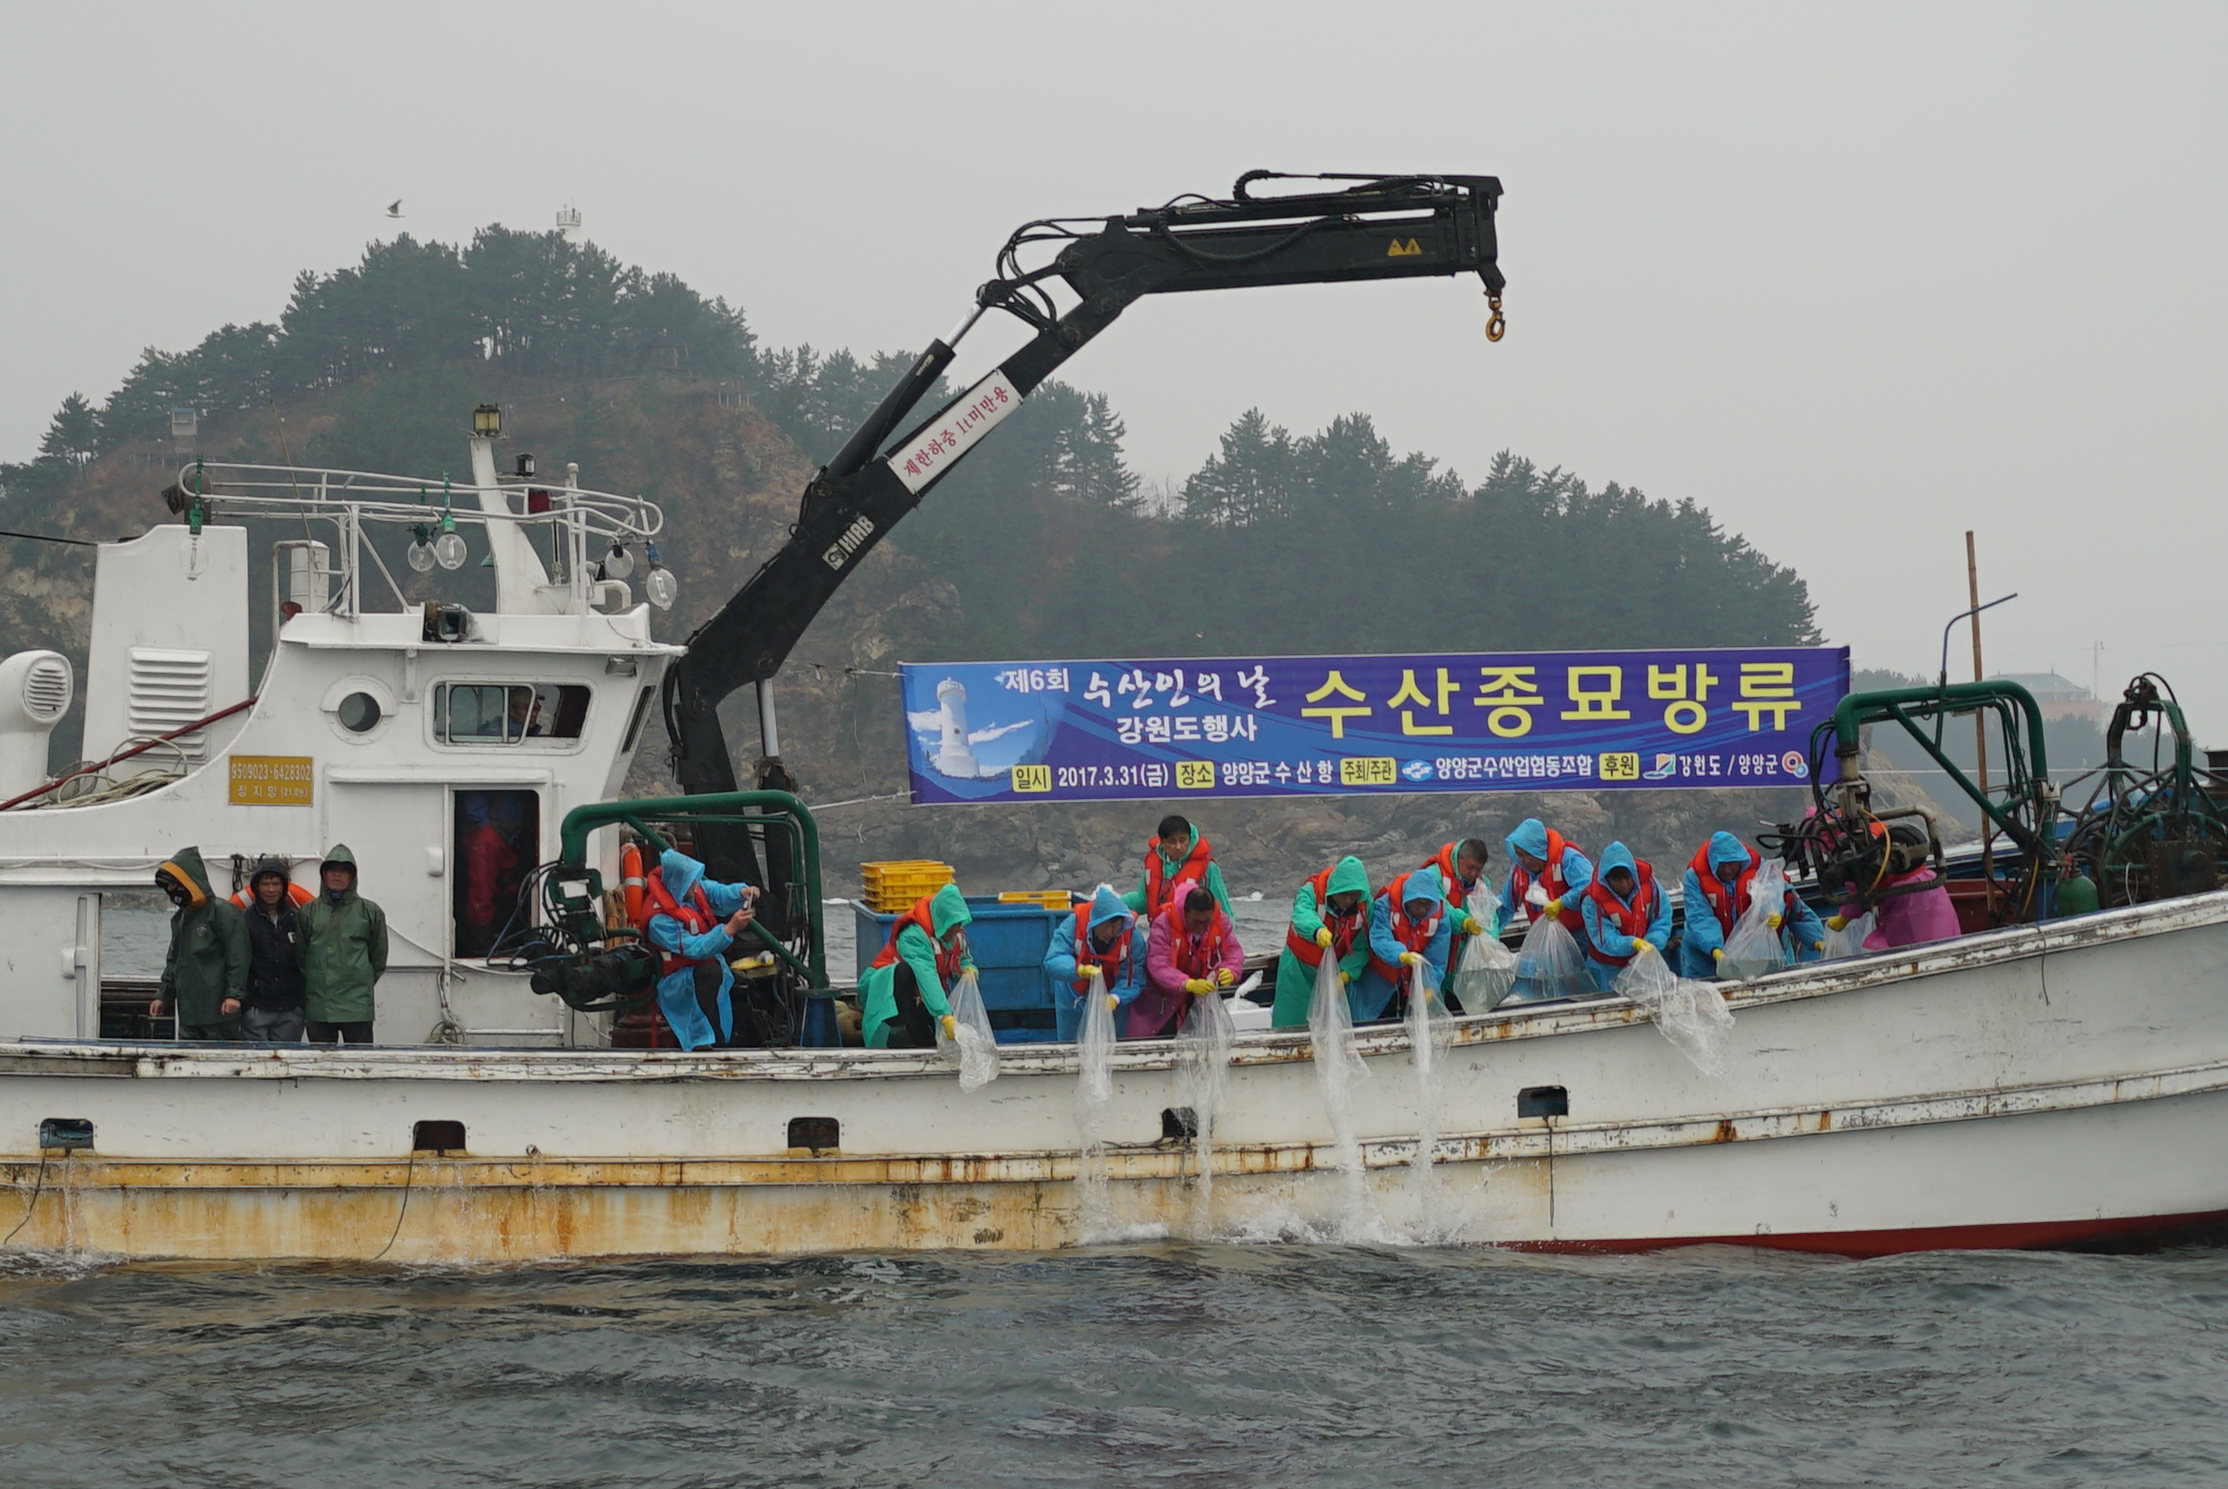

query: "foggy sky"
xmin=5 ymin=3 xmax=2224 ymax=738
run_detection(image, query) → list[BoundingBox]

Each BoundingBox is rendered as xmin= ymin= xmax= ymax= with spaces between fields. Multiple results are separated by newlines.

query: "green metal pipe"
xmin=1833 ymin=680 xmax=2050 ymax=780
xmin=558 ymin=791 xmax=827 ymax=988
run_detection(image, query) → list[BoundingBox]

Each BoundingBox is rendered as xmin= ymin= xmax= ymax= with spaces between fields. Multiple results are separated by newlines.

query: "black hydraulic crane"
xmin=660 ymin=170 xmax=1506 ymax=929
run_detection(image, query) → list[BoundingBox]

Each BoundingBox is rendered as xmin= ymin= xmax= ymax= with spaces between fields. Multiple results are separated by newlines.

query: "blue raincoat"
xmin=1579 ymin=841 xmax=1674 ymax=992
xmin=1042 ymin=886 xmax=1150 ymax=1040
xmin=1678 ymin=832 xmax=1826 ymax=978
xmin=642 ymin=849 xmax=752 ymax=1050
xmin=1350 ymin=869 xmax=1452 ymax=1023
xmin=1496 ymin=818 xmax=1594 ymax=930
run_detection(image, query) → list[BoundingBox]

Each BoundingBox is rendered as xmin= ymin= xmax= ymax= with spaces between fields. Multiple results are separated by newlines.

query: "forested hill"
xmin=0 ymin=226 xmax=1826 ymax=887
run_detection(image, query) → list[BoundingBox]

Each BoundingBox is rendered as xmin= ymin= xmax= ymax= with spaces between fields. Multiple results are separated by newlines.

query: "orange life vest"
xmin=1423 ymin=842 xmax=1481 ymax=916
xmin=1067 ymin=901 xmax=1135 ymax=994
xmin=1689 ymin=840 xmax=1758 ymax=938
xmin=1365 ymin=885 xmax=1444 ymax=985
xmin=1285 ymin=865 xmax=1366 ymax=967
xmin=1159 ymin=896 xmax=1228 ymax=981
xmin=1581 ymin=861 xmax=1662 ymax=967
xmin=870 ymin=895 xmax=966 ymax=985
xmin=1143 ymin=834 xmax=1214 ymax=917
xmin=644 ymin=868 xmax=721 ymax=977
xmin=1508 ymin=829 xmax=1586 ymax=932
xmin=230 ymin=882 xmax=314 ymax=910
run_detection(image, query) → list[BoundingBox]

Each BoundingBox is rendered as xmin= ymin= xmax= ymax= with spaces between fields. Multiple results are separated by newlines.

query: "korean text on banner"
xmin=899 ymin=648 xmax=1849 ymax=804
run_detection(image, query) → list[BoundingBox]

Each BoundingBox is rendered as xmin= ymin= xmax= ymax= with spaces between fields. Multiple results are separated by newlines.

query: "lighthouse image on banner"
xmin=904 ymin=672 xmax=1054 ymax=798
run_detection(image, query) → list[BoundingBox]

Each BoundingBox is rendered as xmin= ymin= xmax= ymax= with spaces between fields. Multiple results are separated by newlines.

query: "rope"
xmin=369 ymin=1150 xmax=417 ymax=1261
xmin=1 ymin=1151 xmax=51 ymax=1247
xmin=807 ymin=791 xmax=907 ymax=812
xmin=0 ymin=528 xmax=98 ymax=548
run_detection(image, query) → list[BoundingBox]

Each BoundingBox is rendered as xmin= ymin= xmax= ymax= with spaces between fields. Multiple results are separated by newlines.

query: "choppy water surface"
xmin=4 ymin=1241 xmax=2227 ymax=1487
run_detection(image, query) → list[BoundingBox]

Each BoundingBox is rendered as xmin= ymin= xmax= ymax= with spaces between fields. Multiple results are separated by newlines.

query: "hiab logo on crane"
xmin=822 ymin=516 xmax=875 ymax=570
xmin=1387 ymin=238 xmax=1423 ymax=256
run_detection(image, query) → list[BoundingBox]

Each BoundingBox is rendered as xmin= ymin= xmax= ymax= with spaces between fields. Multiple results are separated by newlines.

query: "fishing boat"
xmin=5 ymin=171 xmax=2225 ymax=1262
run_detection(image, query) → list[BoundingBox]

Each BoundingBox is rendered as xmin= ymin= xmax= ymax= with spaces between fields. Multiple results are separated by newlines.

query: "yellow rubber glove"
xmin=1826 ymin=915 xmax=1848 ymax=933
xmin=1813 ymin=940 xmax=1828 ymax=954
xmin=1214 ymin=967 xmax=1236 ymax=989
xmin=1712 ymin=947 xmax=1725 ymax=963
xmin=1105 ymin=993 xmax=1120 ymax=1013
xmin=1081 ymin=962 xmax=1104 ymax=980
xmin=1183 ymin=978 xmax=1214 ymax=997
xmin=1398 ymin=951 xmax=1425 ymax=968
xmin=1315 ymin=926 xmax=1335 ymax=949
xmin=1542 ymin=899 xmax=1563 ymax=918
xmin=1766 ymin=912 xmax=1783 ymax=930
xmin=1338 ymin=968 xmax=1353 ymax=986
xmin=1462 ymin=916 xmax=1485 ymax=937
xmin=1630 ymin=939 xmax=1654 ymax=958
xmin=939 ymin=1015 xmax=957 ymax=1040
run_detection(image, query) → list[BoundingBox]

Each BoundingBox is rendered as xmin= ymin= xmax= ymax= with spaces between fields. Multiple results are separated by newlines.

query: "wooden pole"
xmin=1967 ymin=531 xmax=1995 ymax=914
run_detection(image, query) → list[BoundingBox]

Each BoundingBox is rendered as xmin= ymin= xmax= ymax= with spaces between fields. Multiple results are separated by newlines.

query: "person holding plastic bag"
xmin=1272 ymin=855 xmax=1373 ymax=1029
xmin=1419 ymin=837 xmax=1494 ymax=1008
xmin=1351 ymin=869 xmax=1452 ymax=1024
xmin=1498 ymin=819 xmax=1593 ymax=937
xmin=861 ymin=883 xmax=977 ymax=1048
xmin=1578 ymin=842 xmax=1674 ymax=993
xmin=1043 ymin=885 xmax=1148 ymax=1041
xmin=1822 ymin=816 xmax=1960 ymax=951
xmin=1679 ymin=832 xmax=1826 ymax=979
xmin=1132 ymin=881 xmax=1245 ymax=1039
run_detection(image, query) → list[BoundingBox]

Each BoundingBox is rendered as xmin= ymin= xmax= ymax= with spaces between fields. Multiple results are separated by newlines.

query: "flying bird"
xmin=386 ymin=200 xmax=403 ymax=217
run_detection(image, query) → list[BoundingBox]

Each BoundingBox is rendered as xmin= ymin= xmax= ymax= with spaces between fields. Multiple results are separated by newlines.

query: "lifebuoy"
xmin=621 ymin=842 xmax=647 ymax=927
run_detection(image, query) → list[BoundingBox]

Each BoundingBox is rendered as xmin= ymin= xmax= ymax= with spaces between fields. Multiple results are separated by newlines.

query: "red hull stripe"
xmin=1505 ymin=1207 xmax=2228 ymax=1259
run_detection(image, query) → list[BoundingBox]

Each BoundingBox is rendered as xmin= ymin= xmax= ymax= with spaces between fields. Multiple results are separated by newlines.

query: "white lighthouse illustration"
xmin=934 ymin=677 xmax=980 ymax=777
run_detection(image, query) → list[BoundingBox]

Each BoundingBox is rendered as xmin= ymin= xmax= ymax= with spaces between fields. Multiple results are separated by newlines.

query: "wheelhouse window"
xmin=434 ymin=684 xmax=589 ymax=745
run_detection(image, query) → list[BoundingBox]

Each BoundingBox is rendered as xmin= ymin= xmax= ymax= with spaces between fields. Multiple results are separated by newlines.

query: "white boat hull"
xmin=3 ymin=892 xmax=2226 ymax=1261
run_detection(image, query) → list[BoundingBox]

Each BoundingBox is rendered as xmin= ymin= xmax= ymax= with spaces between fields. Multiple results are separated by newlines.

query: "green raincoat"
xmin=1121 ymin=830 xmax=1233 ymax=919
xmin=296 ymin=844 xmax=389 ymax=1024
xmin=1271 ymin=855 xmax=1373 ymax=1028
xmin=859 ymin=883 xmax=975 ymax=1048
xmin=155 ymin=846 xmax=249 ymax=1029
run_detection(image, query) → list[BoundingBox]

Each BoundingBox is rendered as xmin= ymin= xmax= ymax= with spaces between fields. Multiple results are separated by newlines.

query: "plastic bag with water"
xmin=1308 ymin=943 xmax=1369 ymax=1082
xmin=1614 ymin=949 xmax=1735 ymax=1075
xmin=1076 ymin=985 xmax=1117 ymax=1107
xmin=1404 ymin=963 xmax=1455 ymax=1073
xmin=1515 ymin=914 xmax=1588 ymax=1001
xmin=1451 ymin=921 xmax=1518 ymax=1012
xmin=1821 ymin=910 xmax=1876 ymax=961
xmin=1720 ymin=859 xmax=1792 ymax=981
xmin=934 ymin=969 xmax=1001 ymax=1092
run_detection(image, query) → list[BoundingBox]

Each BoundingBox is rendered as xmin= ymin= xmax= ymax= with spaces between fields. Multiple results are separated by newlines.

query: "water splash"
xmin=1176 ymin=977 xmax=1245 ymax=1235
xmin=1404 ymin=966 xmax=1456 ymax=1228
xmin=1307 ymin=950 xmax=1375 ymax=1237
xmin=1073 ymin=987 xmax=1118 ymax=1239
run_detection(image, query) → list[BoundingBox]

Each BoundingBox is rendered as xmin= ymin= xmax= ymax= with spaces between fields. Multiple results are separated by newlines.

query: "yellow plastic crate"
xmin=998 ymin=890 xmax=1072 ymax=910
xmin=860 ymin=859 xmax=954 ymax=913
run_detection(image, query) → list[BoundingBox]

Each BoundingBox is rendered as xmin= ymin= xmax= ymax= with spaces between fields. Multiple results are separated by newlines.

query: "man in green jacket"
xmin=1122 ymin=815 xmax=1234 ymax=921
xmin=296 ymin=844 xmax=388 ymax=1044
xmin=858 ymin=883 xmax=976 ymax=1048
xmin=1270 ymin=854 xmax=1373 ymax=1029
xmin=148 ymin=846 xmax=249 ymax=1040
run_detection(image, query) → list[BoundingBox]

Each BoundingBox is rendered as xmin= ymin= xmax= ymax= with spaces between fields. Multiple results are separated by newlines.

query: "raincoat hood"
xmin=251 ymin=855 xmax=290 ymax=888
xmin=929 ymin=882 xmax=972 ymax=939
xmin=1505 ymin=818 xmax=1550 ymax=864
xmin=1597 ymin=841 xmax=1641 ymax=899
xmin=318 ymin=843 xmax=360 ymax=903
xmin=1397 ymin=868 xmax=1446 ymax=913
xmin=658 ymin=849 xmax=705 ymax=901
xmin=1325 ymin=855 xmax=1371 ymax=903
xmin=155 ymin=845 xmax=215 ymax=907
xmin=1706 ymin=831 xmax=1752 ymax=879
xmin=1087 ymin=884 xmax=1135 ymax=934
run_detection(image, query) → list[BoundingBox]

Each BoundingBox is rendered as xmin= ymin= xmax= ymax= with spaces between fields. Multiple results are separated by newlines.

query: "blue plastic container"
xmin=799 ymin=990 xmax=844 ymax=1049
xmin=850 ymin=896 xmax=1073 ymax=1043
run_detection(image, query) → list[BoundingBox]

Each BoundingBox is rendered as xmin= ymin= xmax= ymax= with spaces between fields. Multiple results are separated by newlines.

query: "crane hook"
xmin=1485 ymin=295 xmax=1506 ymax=342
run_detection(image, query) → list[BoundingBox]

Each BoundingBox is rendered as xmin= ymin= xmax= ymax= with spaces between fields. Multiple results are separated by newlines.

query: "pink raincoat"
xmin=1130 ymin=879 xmax=1246 ymax=1038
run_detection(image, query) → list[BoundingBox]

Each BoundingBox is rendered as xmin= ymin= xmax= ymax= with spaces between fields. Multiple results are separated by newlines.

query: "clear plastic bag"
xmin=934 ymin=969 xmax=1001 ymax=1092
xmin=1309 ymin=941 xmax=1369 ymax=1083
xmin=1176 ymin=987 xmax=1236 ymax=1215
xmin=1452 ymin=922 xmax=1519 ymax=1012
xmin=1613 ymin=949 xmax=1735 ymax=1075
xmin=1515 ymin=914 xmax=1588 ymax=1001
xmin=1821 ymin=910 xmax=1875 ymax=961
xmin=1720 ymin=859 xmax=1792 ymax=981
xmin=1076 ymin=984 xmax=1117 ymax=1107
xmin=1404 ymin=964 xmax=1455 ymax=1075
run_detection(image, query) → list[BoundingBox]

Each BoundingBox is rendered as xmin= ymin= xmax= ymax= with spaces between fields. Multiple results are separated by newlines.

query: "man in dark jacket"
xmin=149 ymin=846 xmax=249 ymax=1040
xmin=240 ymin=857 xmax=307 ymax=1042
xmin=297 ymin=843 xmax=387 ymax=1044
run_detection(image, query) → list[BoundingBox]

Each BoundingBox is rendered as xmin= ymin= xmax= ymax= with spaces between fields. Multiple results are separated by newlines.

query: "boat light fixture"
xmin=433 ymin=511 xmax=468 ymax=571
xmin=514 ymin=452 xmax=536 ymax=478
xmin=644 ymin=542 xmax=676 ymax=610
xmin=603 ymin=538 xmax=635 ymax=579
xmin=472 ymin=404 xmax=502 ymax=439
xmin=407 ymin=524 xmax=437 ymax=573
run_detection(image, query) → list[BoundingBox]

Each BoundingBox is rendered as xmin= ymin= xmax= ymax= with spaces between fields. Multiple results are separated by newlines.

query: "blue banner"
xmin=901 ymin=647 xmax=1849 ymax=805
